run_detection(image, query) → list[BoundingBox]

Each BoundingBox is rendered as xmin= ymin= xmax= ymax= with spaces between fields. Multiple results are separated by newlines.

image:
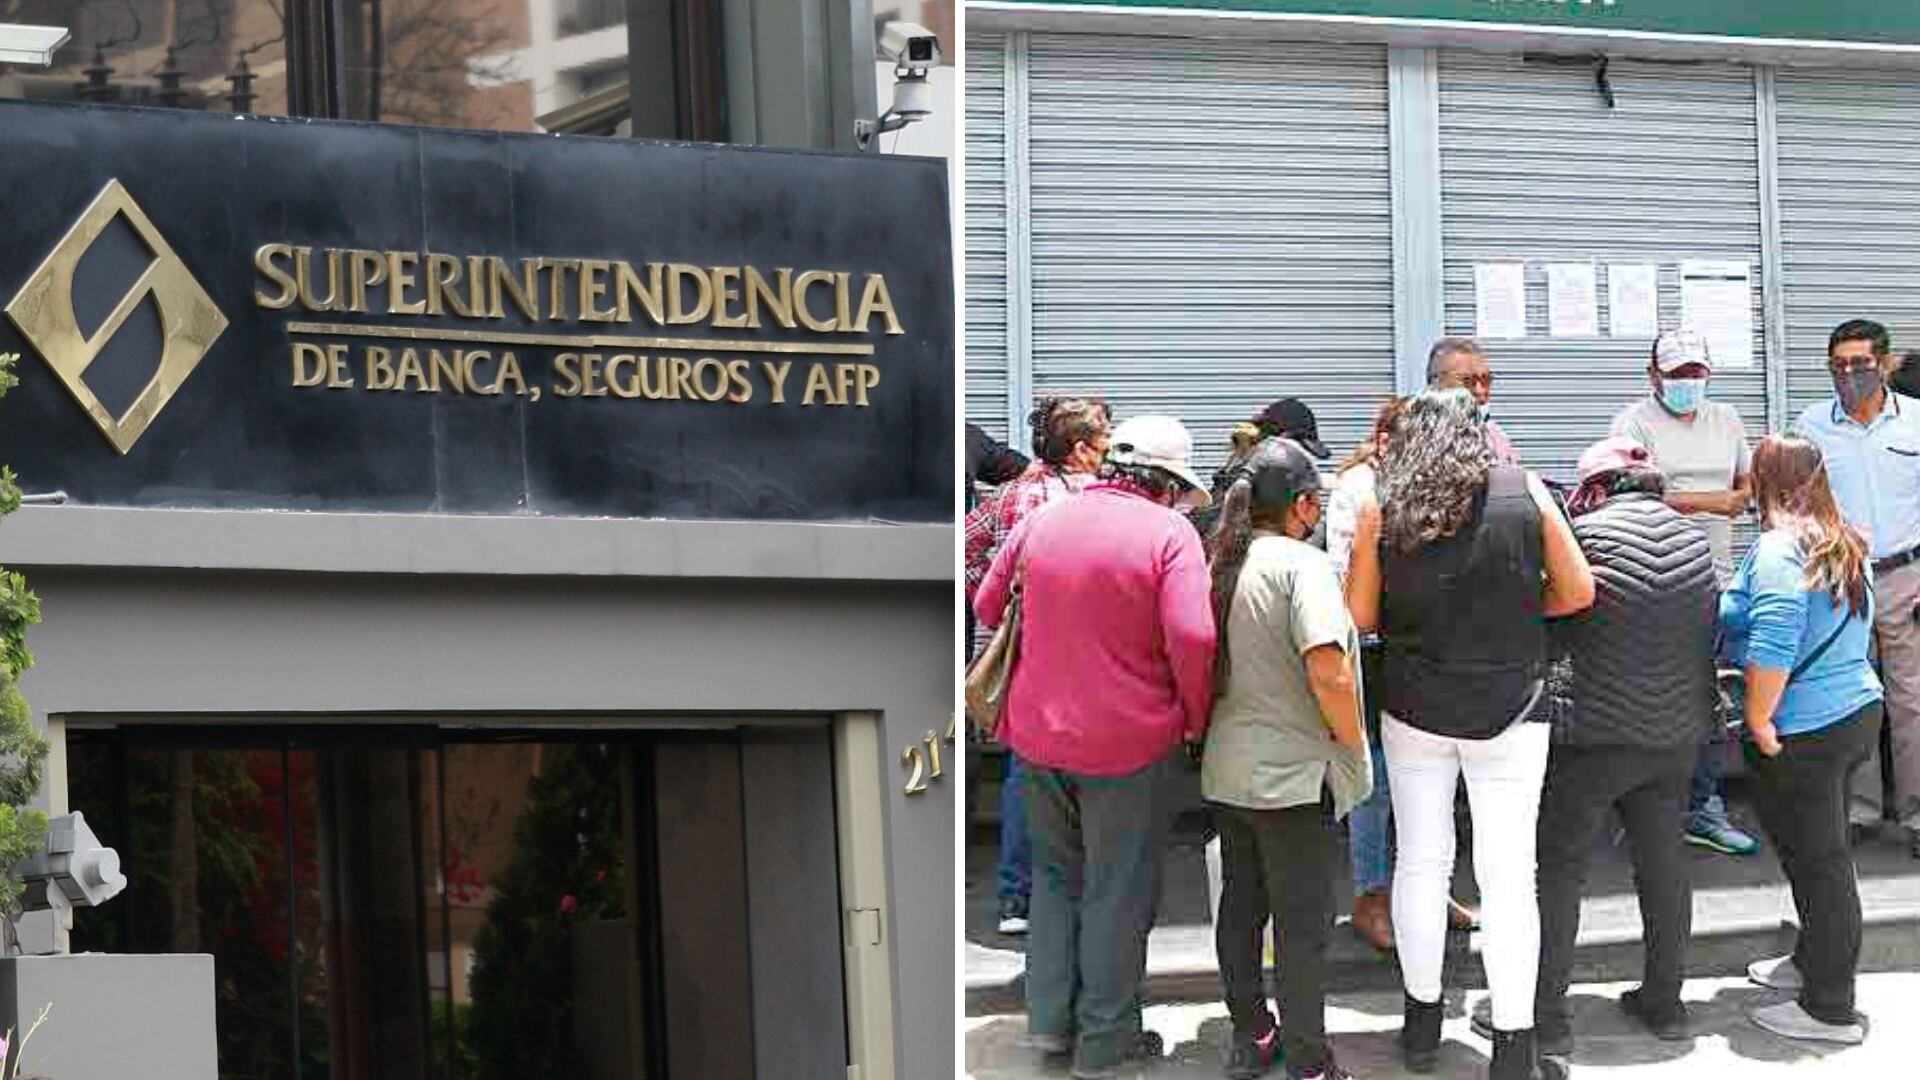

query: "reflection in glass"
xmin=0 ymin=0 xmax=289 ymax=115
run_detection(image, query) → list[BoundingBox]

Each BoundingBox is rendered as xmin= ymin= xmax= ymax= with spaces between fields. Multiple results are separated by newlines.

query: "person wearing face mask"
xmin=1611 ymin=329 xmax=1762 ymax=859
xmin=974 ymin=415 xmax=1217 ymax=1079
xmin=1795 ymin=320 xmax=1920 ymax=859
xmin=1429 ymin=337 xmax=1522 ymax=465
xmin=965 ymin=396 xmax=1113 ymax=936
xmin=1203 ymin=439 xmax=1370 ymax=1080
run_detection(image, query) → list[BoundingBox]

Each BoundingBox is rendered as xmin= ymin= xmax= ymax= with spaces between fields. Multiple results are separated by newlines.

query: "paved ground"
xmin=965 ymin=751 xmax=1920 ymax=1009
xmin=965 ymin=972 xmax=1920 ymax=1078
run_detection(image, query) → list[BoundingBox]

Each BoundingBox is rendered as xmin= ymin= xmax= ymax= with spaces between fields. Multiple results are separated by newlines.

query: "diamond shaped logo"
xmin=4 ymin=180 xmax=226 ymax=454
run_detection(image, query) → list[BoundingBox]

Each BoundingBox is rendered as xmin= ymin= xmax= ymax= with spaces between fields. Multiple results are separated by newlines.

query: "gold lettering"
xmin=552 ymin=353 xmax=582 ymax=397
xmin=692 ymin=358 xmax=730 ymax=401
xmin=761 ymin=360 xmax=793 ymax=404
xmin=835 ymin=362 xmax=860 ymax=405
xmin=497 ymin=352 xmax=528 ymax=396
xmin=295 ymin=247 xmax=345 ymax=312
xmin=426 ymin=254 xmax=472 ymax=318
xmin=667 ymin=263 xmax=713 ymax=325
xmin=726 ymin=359 xmax=753 ymax=403
xmin=794 ymin=271 xmax=837 ymax=332
xmin=387 ymin=252 xmax=426 ymax=316
xmin=466 ymin=255 xmax=488 ymax=316
xmin=545 ymin=259 xmax=582 ymax=322
xmin=291 ymin=341 xmax=327 ymax=386
xmin=326 ymin=344 xmax=354 ymax=388
xmin=616 ymin=262 xmax=666 ymax=325
xmin=395 ymin=347 xmax=429 ymax=391
xmin=606 ymin=354 xmax=642 ymax=398
xmin=833 ymin=271 xmax=853 ymax=333
xmin=637 ymin=356 xmax=670 ymax=399
xmin=254 ymin=244 xmax=298 ymax=309
xmin=801 ymin=362 xmax=839 ymax=406
xmin=430 ymin=348 xmax=464 ymax=393
xmin=490 ymin=257 xmax=538 ymax=321
xmin=710 ymin=267 xmax=746 ymax=329
xmin=670 ymin=356 xmax=698 ymax=400
xmin=366 ymin=346 xmax=395 ymax=390
xmin=579 ymin=259 xmax=615 ymax=323
xmin=855 ymin=274 xmax=905 ymax=335
xmin=853 ymin=363 xmax=880 ymax=406
xmin=465 ymin=350 xmax=498 ymax=394
xmin=348 ymin=250 xmax=387 ymax=313
xmin=745 ymin=267 xmax=795 ymax=329
xmin=580 ymin=353 xmax=608 ymax=397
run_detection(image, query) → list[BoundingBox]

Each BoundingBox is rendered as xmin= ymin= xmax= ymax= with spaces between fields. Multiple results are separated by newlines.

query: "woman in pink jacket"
xmin=975 ymin=415 xmax=1218 ymax=1080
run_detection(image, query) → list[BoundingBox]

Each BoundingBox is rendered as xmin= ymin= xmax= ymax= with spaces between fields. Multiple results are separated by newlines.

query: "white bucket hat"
xmin=1108 ymin=415 xmax=1210 ymax=506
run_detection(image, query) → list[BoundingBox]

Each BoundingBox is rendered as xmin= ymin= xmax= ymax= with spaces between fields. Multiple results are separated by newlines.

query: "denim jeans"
xmin=998 ymin=754 xmax=1032 ymax=901
xmin=1348 ymin=643 xmax=1393 ymax=895
xmin=1688 ymin=740 xmax=1732 ymax=832
xmin=1348 ymin=727 xmax=1393 ymax=895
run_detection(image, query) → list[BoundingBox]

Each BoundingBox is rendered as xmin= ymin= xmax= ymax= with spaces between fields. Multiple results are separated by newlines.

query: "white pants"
xmin=1384 ymin=714 xmax=1551 ymax=1032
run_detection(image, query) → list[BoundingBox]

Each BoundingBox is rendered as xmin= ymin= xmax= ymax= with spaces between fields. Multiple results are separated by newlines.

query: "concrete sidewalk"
xmin=966 ymin=972 xmax=1920 ymax=1078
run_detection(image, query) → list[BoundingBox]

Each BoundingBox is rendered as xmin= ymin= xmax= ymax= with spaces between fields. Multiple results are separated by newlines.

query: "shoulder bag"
xmin=964 ymin=566 xmax=1024 ymax=739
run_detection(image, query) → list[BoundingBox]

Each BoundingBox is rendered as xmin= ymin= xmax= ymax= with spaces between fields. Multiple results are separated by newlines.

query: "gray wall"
xmin=6 ymin=510 xmax=954 ymax=1080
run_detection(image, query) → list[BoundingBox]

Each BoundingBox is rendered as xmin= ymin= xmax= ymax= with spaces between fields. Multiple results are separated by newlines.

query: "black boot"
xmin=1401 ymin=994 xmax=1442 ymax=1074
xmin=1489 ymin=1027 xmax=1550 ymax=1080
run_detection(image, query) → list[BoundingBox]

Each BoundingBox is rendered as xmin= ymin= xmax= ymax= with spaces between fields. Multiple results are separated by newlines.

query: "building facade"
xmin=965 ymin=1 xmax=1920 ymax=480
xmin=0 ymin=4 xmax=953 ymax=1079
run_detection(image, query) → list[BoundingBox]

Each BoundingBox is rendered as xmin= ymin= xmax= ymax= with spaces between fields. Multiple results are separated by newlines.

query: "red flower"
xmin=594 ymin=870 xmax=607 ymax=885
xmin=558 ymin=893 xmax=578 ymax=916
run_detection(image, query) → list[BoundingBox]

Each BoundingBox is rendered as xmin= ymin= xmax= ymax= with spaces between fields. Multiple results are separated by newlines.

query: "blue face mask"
xmin=1659 ymin=378 xmax=1706 ymax=415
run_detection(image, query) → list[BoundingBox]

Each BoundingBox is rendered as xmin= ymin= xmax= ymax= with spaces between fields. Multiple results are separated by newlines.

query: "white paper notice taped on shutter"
xmin=1547 ymin=263 xmax=1598 ymax=338
xmin=1475 ymin=263 xmax=1528 ymax=340
xmin=1680 ymin=260 xmax=1755 ymax=370
xmin=1608 ymin=264 xmax=1659 ymax=340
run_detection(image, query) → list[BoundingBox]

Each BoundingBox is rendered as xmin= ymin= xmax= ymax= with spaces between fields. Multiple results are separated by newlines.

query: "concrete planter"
xmin=0 ymin=954 xmax=216 ymax=1080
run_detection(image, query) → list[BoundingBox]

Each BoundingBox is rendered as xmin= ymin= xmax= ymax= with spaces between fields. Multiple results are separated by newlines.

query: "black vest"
xmin=1381 ymin=465 xmax=1546 ymax=739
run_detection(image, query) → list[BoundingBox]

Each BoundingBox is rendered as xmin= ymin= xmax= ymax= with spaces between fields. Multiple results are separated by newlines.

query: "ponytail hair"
xmin=1751 ymin=435 xmax=1871 ymax=618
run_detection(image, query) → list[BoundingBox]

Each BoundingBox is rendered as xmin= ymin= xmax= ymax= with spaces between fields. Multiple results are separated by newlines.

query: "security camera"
xmin=880 ymin=22 xmax=940 ymax=75
xmin=14 ymin=811 xmax=127 ymax=954
xmin=858 ymin=22 xmax=943 ymax=150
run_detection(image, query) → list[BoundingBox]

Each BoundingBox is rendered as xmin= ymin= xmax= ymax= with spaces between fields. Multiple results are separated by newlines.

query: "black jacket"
xmin=1555 ymin=493 xmax=1718 ymax=748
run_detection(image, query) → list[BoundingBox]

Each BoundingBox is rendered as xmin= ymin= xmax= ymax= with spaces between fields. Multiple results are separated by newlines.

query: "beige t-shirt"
xmin=1203 ymin=534 xmax=1374 ymax=817
xmin=1612 ymin=397 xmax=1752 ymax=585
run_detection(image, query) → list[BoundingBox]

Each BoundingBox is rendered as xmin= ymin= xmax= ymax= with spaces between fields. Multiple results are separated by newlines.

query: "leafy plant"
xmin=0 ymin=352 xmax=51 ymax=927
xmin=465 ymin=743 xmax=626 ymax=1080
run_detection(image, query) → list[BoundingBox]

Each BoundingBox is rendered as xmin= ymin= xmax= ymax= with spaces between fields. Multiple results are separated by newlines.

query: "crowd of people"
xmin=963 ymin=320 xmax=1920 ymax=1080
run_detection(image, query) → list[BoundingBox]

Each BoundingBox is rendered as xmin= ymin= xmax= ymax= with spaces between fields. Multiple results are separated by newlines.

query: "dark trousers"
xmin=1746 ymin=702 xmax=1883 ymax=1025
xmin=1536 ymin=743 xmax=1696 ymax=1038
xmin=1026 ymin=752 xmax=1178 ymax=1069
xmin=1214 ymin=796 xmax=1339 ymax=1072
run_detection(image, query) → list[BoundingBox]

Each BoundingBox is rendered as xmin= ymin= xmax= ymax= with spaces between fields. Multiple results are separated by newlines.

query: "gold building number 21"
xmin=902 ymin=714 xmax=958 ymax=796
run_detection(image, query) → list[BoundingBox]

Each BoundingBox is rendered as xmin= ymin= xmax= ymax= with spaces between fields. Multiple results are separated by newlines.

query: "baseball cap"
xmin=1576 ymin=435 xmax=1656 ymax=485
xmin=1108 ymin=415 xmax=1211 ymax=506
xmin=1653 ymin=329 xmax=1712 ymax=374
xmin=1251 ymin=398 xmax=1330 ymax=459
xmin=1245 ymin=439 xmax=1324 ymax=512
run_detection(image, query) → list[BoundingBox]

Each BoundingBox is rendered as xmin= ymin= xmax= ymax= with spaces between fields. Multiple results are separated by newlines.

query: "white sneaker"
xmin=998 ymin=912 xmax=1030 ymax=935
xmin=1748 ymin=955 xmax=1805 ymax=992
xmin=1748 ymin=1000 xmax=1866 ymax=1045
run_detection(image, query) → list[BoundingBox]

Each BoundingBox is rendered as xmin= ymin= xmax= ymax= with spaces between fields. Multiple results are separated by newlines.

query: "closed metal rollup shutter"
xmin=1023 ymin=34 xmax=1398 ymax=473
xmin=966 ymin=35 xmax=1013 ymax=441
xmin=1437 ymin=51 xmax=1768 ymax=482
xmin=1777 ymin=67 xmax=1920 ymax=424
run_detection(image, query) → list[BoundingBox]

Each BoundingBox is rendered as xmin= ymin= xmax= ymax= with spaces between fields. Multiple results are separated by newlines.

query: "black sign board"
xmin=0 ymin=101 xmax=953 ymax=522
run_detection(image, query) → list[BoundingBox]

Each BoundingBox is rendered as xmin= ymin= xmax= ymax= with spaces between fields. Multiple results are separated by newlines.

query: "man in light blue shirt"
xmin=1794 ymin=319 xmax=1920 ymax=855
